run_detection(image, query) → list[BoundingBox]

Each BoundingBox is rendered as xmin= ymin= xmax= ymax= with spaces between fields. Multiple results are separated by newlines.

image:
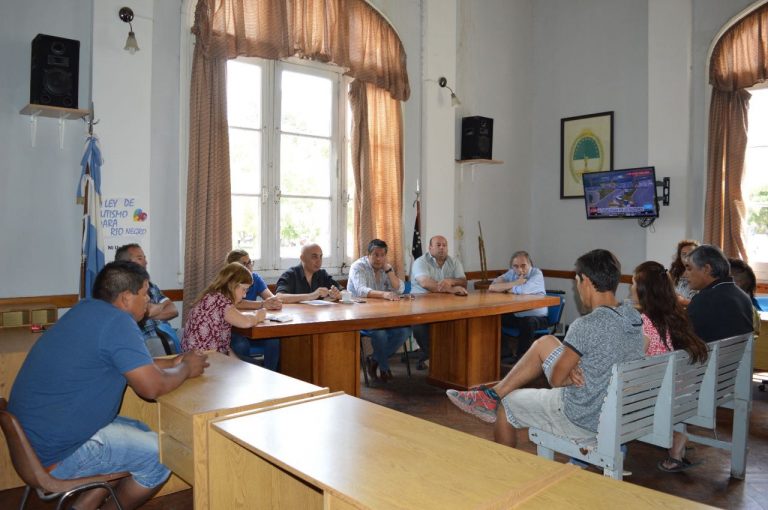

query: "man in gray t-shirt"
xmin=447 ymin=249 xmax=643 ymax=447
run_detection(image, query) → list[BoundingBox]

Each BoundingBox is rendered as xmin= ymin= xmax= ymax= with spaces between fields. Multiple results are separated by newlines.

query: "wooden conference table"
xmin=207 ymin=393 xmax=712 ymax=509
xmin=235 ymin=291 xmax=558 ymax=397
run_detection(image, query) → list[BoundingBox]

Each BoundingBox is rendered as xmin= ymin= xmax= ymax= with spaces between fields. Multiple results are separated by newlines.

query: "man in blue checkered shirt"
xmin=115 ymin=244 xmax=178 ymax=355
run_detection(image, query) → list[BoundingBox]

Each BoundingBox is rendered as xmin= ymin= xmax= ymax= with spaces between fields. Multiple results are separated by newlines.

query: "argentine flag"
xmin=77 ymin=135 xmax=105 ymax=299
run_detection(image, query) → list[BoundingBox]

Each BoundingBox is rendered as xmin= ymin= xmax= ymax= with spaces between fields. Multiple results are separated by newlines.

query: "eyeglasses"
xmin=243 ymin=259 xmax=253 ymax=266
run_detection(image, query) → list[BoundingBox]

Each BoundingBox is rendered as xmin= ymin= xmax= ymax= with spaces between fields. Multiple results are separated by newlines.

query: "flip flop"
xmin=657 ymin=456 xmax=699 ymax=473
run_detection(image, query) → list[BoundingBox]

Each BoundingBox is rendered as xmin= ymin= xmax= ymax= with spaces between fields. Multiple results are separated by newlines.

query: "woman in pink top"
xmin=631 ymin=261 xmax=708 ymax=473
xmin=182 ymin=262 xmax=266 ymax=354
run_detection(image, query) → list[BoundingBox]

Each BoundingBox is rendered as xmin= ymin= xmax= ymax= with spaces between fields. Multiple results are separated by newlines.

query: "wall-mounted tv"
xmin=582 ymin=166 xmax=659 ymax=219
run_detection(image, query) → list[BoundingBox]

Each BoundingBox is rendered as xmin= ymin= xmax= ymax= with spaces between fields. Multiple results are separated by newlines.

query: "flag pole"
xmin=409 ymin=180 xmax=422 ymax=286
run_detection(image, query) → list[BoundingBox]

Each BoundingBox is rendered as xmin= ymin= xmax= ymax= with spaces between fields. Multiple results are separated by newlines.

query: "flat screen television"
xmin=582 ymin=166 xmax=659 ymax=219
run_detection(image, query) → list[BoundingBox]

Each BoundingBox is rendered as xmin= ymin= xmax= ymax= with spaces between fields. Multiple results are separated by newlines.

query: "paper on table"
xmin=266 ymin=313 xmax=293 ymax=323
xmin=299 ymin=299 xmax=335 ymax=306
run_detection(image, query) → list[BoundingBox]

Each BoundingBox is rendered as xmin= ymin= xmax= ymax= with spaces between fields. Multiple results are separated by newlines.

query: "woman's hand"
xmin=251 ymin=308 xmax=267 ymax=326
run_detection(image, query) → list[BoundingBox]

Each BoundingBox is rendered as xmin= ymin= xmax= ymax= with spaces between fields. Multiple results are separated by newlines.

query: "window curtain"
xmin=704 ymin=3 xmax=768 ymax=259
xmin=185 ymin=0 xmax=409 ymax=316
xmin=350 ymin=79 xmax=404 ymax=274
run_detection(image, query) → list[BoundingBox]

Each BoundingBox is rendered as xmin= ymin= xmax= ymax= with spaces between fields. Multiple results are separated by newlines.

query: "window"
xmin=743 ymin=85 xmax=768 ymax=279
xmin=227 ymin=58 xmax=354 ymax=274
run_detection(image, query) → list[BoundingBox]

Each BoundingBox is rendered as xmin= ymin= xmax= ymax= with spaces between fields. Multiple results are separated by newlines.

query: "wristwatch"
xmin=385 ymin=268 xmax=393 ymax=274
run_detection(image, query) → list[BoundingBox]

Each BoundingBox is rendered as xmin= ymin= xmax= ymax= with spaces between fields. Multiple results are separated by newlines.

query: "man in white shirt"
xmin=410 ymin=235 xmax=467 ymax=369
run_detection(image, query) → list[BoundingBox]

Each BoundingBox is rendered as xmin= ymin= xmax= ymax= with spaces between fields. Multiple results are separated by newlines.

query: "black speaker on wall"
xmin=461 ymin=116 xmax=493 ymax=160
xmin=30 ymin=34 xmax=80 ymax=109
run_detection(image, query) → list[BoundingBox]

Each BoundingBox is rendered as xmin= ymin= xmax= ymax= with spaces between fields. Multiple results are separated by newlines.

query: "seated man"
xmin=488 ymin=250 xmax=548 ymax=361
xmin=447 ymin=249 xmax=643 ymax=450
xmin=410 ymin=235 xmax=467 ymax=369
xmin=8 ymin=261 xmax=208 ymax=510
xmin=115 ymin=243 xmax=179 ymax=355
xmin=348 ymin=239 xmax=412 ymax=382
xmin=276 ymin=243 xmax=342 ymax=302
xmin=685 ymin=244 xmax=754 ymax=342
xmin=225 ymin=249 xmax=282 ymax=370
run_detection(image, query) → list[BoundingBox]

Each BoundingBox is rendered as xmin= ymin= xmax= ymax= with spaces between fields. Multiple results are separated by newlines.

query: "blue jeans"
xmin=412 ymin=324 xmax=430 ymax=361
xmin=362 ymin=327 xmax=411 ymax=370
xmin=231 ymin=332 xmax=280 ymax=371
xmin=49 ymin=416 xmax=170 ymax=489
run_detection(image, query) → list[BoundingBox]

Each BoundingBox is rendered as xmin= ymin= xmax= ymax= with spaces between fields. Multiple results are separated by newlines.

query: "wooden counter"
xmin=208 ymin=393 xmax=711 ymax=509
xmin=157 ymin=352 xmax=327 ymax=510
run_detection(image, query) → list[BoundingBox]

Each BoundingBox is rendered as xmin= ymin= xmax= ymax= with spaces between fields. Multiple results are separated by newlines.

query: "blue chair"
xmin=501 ymin=292 xmax=566 ymax=339
xmin=155 ymin=322 xmax=182 ymax=354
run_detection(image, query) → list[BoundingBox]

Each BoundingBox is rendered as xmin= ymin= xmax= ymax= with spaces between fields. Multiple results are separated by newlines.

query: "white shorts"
xmin=501 ymin=345 xmax=594 ymax=440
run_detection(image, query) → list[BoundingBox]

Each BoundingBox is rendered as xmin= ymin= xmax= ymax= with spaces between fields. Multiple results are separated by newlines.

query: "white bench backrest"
xmin=596 ymin=352 xmax=674 ymax=454
xmin=685 ymin=333 xmax=752 ymax=429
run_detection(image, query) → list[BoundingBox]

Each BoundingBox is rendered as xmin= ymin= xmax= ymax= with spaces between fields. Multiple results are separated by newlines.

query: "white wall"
xmin=645 ymin=0 xmax=692 ymax=265
xmin=0 ymin=0 xmax=92 ymax=297
xmin=454 ymin=0 xmax=534 ymax=272
xmin=529 ymin=0 xmax=649 ymax=320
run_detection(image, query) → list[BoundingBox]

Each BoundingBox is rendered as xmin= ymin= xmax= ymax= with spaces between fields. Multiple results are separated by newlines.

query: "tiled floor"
xmin=3 ymin=362 xmax=767 ymax=509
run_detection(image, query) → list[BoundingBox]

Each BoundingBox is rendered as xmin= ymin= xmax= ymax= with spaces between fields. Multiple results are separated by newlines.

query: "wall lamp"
xmin=119 ymin=7 xmax=140 ymax=54
xmin=438 ymin=77 xmax=461 ymax=107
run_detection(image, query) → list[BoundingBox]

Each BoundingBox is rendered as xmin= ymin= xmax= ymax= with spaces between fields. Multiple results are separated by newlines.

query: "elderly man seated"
xmin=489 ymin=250 xmax=548 ymax=361
xmin=410 ymin=235 xmax=467 ymax=369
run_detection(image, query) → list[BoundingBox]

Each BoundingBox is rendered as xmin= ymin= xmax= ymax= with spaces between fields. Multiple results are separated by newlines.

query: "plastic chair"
xmin=155 ymin=322 xmax=181 ymax=355
xmin=0 ymin=397 xmax=129 ymax=510
xmin=501 ymin=292 xmax=566 ymax=339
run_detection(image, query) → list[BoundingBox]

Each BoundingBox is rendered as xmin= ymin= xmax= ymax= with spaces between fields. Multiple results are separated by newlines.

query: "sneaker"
xmin=446 ymin=388 xmax=499 ymax=423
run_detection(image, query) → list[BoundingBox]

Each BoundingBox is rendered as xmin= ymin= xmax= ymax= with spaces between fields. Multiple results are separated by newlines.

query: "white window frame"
xmin=743 ymin=84 xmax=768 ymax=280
xmin=228 ymin=57 xmax=353 ymax=277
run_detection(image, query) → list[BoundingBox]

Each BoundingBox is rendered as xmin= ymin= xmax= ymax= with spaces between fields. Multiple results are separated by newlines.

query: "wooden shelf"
xmin=456 ymin=159 xmax=503 ymax=165
xmin=20 ymin=103 xmax=89 ymax=120
xmin=19 ymin=104 xmax=89 ymax=148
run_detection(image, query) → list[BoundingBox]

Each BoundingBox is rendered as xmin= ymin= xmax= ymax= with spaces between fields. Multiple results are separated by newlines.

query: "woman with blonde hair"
xmin=182 ymin=262 xmax=273 ymax=362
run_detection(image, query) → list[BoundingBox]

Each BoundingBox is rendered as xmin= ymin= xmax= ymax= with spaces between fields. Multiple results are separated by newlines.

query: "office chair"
xmin=501 ymin=292 xmax=566 ymax=339
xmin=0 ymin=397 xmax=129 ymax=510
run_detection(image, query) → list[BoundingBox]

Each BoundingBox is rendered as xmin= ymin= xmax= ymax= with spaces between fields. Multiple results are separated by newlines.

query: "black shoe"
xmin=380 ymin=369 xmax=393 ymax=382
xmin=366 ymin=356 xmax=379 ymax=381
xmin=416 ymin=360 xmax=428 ymax=370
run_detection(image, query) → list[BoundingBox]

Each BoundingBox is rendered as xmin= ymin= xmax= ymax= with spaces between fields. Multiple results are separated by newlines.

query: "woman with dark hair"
xmin=631 ymin=261 xmax=708 ymax=472
xmin=729 ymin=258 xmax=761 ymax=339
xmin=669 ymin=239 xmax=699 ymax=305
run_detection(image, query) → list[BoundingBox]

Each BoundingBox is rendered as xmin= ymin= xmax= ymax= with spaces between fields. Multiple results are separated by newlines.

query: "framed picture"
xmin=560 ymin=111 xmax=614 ymax=199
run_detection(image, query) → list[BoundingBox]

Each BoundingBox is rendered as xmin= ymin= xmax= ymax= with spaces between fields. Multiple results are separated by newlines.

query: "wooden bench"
xmin=528 ymin=333 xmax=752 ymax=480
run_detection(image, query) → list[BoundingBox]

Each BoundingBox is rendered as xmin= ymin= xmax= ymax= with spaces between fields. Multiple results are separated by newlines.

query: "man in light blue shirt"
xmin=348 ymin=239 xmax=411 ymax=382
xmin=489 ymin=250 xmax=548 ymax=360
xmin=411 ymin=235 xmax=467 ymax=368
